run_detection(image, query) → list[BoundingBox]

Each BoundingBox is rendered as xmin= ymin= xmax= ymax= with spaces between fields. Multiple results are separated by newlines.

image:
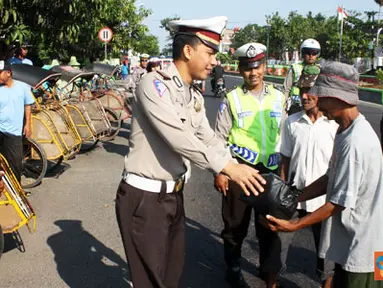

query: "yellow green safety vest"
xmin=227 ymin=84 xmax=285 ymax=170
xmin=290 ymin=63 xmax=303 ymax=97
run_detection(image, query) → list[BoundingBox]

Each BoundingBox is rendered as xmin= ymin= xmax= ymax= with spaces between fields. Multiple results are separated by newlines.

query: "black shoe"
xmin=225 ymin=267 xmax=249 ymax=288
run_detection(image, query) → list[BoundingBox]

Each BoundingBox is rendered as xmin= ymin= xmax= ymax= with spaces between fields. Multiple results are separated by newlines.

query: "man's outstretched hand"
xmin=222 ymin=162 xmax=266 ymax=196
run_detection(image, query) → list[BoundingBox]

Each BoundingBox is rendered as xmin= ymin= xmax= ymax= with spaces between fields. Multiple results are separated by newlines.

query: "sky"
xmin=140 ymin=0 xmax=380 ymax=50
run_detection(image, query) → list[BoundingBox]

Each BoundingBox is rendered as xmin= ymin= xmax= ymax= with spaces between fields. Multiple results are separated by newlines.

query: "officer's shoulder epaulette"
xmin=155 ymin=70 xmax=171 ymax=80
xmin=192 ymin=82 xmax=202 ymax=94
xmin=271 ymin=83 xmax=284 ymax=93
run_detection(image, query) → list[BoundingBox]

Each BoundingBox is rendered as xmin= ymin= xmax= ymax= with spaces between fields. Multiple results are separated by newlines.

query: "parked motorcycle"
xmin=214 ymin=78 xmax=226 ymax=98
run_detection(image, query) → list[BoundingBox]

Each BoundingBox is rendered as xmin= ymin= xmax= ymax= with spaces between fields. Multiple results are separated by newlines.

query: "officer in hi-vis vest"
xmin=214 ymin=43 xmax=286 ymax=288
xmin=283 ymin=38 xmax=321 ymax=115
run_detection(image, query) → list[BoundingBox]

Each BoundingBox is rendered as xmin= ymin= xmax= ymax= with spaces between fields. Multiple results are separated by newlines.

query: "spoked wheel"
xmin=21 ymin=138 xmax=48 ymax=189
xmin=101 ymin=107 xmax=122 ymax=141
xmin=0 ymin=225 xmax=4 ymax=259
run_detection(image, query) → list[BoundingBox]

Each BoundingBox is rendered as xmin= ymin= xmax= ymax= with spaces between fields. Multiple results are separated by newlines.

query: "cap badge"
xmin=246 ymin=46 xmax=257 ymax=58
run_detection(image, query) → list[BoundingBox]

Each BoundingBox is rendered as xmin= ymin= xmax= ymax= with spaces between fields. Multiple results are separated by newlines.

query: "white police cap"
xmin=140 ymin=53 xmax=150 ymax=59
xmin=234 ymin=43 xmax=267 ymax=68
xmin=168 ymin=16 xmax=228 ymax=51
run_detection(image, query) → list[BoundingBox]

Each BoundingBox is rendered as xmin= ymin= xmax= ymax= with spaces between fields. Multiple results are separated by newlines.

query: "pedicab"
xmin=83 ymin=63 xmax=132 ymax=121
xmin=51 ymin=65 xmax=120 ymax=149
xmin=12 ymin=64 xmax=82 ymax=180
xmin=0 ymin=154 xmax=36 ymax=258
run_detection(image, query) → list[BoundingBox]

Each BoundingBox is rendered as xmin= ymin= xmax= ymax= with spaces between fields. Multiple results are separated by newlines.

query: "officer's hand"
xmin=222 ymin=162 xmax=266 ymax=196
xmin=214 ymin=173 xmax=229 ymax=196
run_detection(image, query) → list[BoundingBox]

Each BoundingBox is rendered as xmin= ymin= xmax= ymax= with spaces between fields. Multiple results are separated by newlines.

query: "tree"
xmin=134 ymin=34 xmax=160 ymax=56
xmin=160 ymin=16 xmax=180 ymax=56
xmin=1 ymin=0 xmax=155 ymax=64
xmin=231 ymin=24 xmax=265 ymax=49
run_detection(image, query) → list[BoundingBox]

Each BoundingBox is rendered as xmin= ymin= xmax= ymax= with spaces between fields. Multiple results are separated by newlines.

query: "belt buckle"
xmin=174 ymin=178 xmax=184 ymax=193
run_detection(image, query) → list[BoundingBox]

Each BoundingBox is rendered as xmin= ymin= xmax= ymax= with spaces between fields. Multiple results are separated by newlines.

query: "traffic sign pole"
xmin=98 ymin=26 xmax=113 ymax=61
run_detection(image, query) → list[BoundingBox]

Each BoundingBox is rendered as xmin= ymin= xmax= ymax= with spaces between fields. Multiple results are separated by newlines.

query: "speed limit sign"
xmin=98 ymin=27 xmax=113 ymax=43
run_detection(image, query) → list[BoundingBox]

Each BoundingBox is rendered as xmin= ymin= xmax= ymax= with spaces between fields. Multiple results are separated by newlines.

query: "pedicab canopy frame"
xmin=83 ymin=62 xmax=119 ymax=78
xmin=12 ymin=64 xmax=82 ymax=164
xmin=50 ymin=65 xmax=115 ymax=144
xmin=83 ymin=63 xmax=132 ymax=121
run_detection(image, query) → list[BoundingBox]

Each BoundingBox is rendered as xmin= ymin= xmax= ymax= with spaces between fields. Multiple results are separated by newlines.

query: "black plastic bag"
xmin=239 ymin=173 xmax=302 ymax=220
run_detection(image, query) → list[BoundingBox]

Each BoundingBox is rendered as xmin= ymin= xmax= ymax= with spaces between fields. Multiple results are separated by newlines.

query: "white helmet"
xmin=300 ymin=38 xmax=321 ymax=54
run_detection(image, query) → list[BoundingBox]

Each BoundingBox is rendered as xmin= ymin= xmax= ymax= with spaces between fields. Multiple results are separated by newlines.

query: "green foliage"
xmin=216 ymin=52 xmax=234 ymax=64
xmin=231 ymin=10 xmax=378 ymax=61
xmin=0 ymin=0 xmax=159 ymax=64
xmin=376 ymin=69 xmax=383 ymax=84
xmin=160 ymin=16 xmax=180 ymax=56
xmin=231 ymin=24 xmax=266 ymax=49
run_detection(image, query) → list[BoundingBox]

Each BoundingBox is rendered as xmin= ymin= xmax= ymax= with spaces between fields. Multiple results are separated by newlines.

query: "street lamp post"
xmin=265 ymin=25 xmax=271 ymax=64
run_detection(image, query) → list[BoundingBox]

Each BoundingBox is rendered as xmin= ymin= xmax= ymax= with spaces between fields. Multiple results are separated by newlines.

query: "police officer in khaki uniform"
xmin=115 ymin=17 xmax=266 ymax=288
xmin=129 ymin=53 xmax=150 ymax=89
xmin=214 ymin=43 xmax=287 ymax=288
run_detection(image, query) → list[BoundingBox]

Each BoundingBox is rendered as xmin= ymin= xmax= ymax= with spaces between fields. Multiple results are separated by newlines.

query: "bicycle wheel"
xmin=101 ymin=107 xmax=122 ymax=142
xmin=21 ymin=138 xmax=48 ymax=189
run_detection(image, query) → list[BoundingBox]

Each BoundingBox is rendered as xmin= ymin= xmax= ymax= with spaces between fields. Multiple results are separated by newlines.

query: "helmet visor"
xmin=302 ymin=48 xmax=320 ymax=56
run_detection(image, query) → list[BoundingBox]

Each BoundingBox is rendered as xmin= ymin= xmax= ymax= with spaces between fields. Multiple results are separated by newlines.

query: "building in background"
xmin=220 ymin=28 xmax=234 ymax=53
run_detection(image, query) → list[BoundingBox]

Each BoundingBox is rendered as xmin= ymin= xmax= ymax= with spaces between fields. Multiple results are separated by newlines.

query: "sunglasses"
xmin=141 ymin=59 xmax=148 ymax=62
xmin=303 ymin=50 xmax=319 ymax=56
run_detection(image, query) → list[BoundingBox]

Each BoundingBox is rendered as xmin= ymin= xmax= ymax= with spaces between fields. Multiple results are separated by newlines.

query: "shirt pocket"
xmin=174 ymin=100 xmax=187 ymax=124
xmin=191 ymin=96 xmax=204 ymax=128
xmin=191 ymin=108 xmax=203 ymax=129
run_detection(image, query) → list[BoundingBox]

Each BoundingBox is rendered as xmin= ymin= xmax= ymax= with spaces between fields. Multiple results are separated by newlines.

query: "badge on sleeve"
xmin=153 ymin=80 xmax=167 ymax=97
xmin=219 ymin=102 xmax=227 ymax=114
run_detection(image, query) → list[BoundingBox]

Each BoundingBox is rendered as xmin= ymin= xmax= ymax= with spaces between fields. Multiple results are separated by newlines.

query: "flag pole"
xmin=339 ymin=5 xmax=344 ymax=61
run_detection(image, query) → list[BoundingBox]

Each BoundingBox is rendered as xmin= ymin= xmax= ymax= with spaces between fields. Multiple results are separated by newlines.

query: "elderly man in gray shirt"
xmin=263 ymin=61 xmax=383 ymax=288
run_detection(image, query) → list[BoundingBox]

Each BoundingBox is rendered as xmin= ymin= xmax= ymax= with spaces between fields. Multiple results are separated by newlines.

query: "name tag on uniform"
xmin=238 ymin=111 xmax=253 ymax=118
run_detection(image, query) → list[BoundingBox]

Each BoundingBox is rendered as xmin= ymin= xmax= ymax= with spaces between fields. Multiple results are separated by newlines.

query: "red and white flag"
xmin=338 ymin=5 xmax=348 ymax=21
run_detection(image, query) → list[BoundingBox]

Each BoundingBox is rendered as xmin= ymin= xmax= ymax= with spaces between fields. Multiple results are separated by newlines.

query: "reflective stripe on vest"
xmin=227 ymin=85 xmax=284 ymax=169
xmin=230 ymin=143 xmax=258 ymax=164
xmin=231 ymin=89 xmax=244 ymax=128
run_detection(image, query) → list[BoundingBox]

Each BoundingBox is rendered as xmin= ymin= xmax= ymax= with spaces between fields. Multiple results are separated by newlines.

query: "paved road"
xmin=1 ymin=76 xmax=381 ymax=288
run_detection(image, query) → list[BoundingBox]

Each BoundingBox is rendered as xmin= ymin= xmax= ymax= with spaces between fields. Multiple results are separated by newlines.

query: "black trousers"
xmin=0 ymin=132 xmax=23 ymax=181
xmin=221 ymin=160 xmax=286 ymax=274
xmin=116 ymin=180 xmax=185 ymax=288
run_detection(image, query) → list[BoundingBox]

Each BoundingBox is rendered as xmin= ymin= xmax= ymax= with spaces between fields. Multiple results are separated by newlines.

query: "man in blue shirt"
xmin=8 ymin=45 xmax=33 ymax=66
xmin=0 ymin=61 xmax=35 ymax=181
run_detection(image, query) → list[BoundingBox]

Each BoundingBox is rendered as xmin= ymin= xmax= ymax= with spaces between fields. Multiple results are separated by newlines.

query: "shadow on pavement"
xmin=180 ymin=217 xmax=230 ymax=288
xmin=102 ymin=141 xmax=129 ymax=157
xmin=285 ymin=245 xmax=320 ymax=284
xmin=47 ymin=220 xmax=130 ymax=288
